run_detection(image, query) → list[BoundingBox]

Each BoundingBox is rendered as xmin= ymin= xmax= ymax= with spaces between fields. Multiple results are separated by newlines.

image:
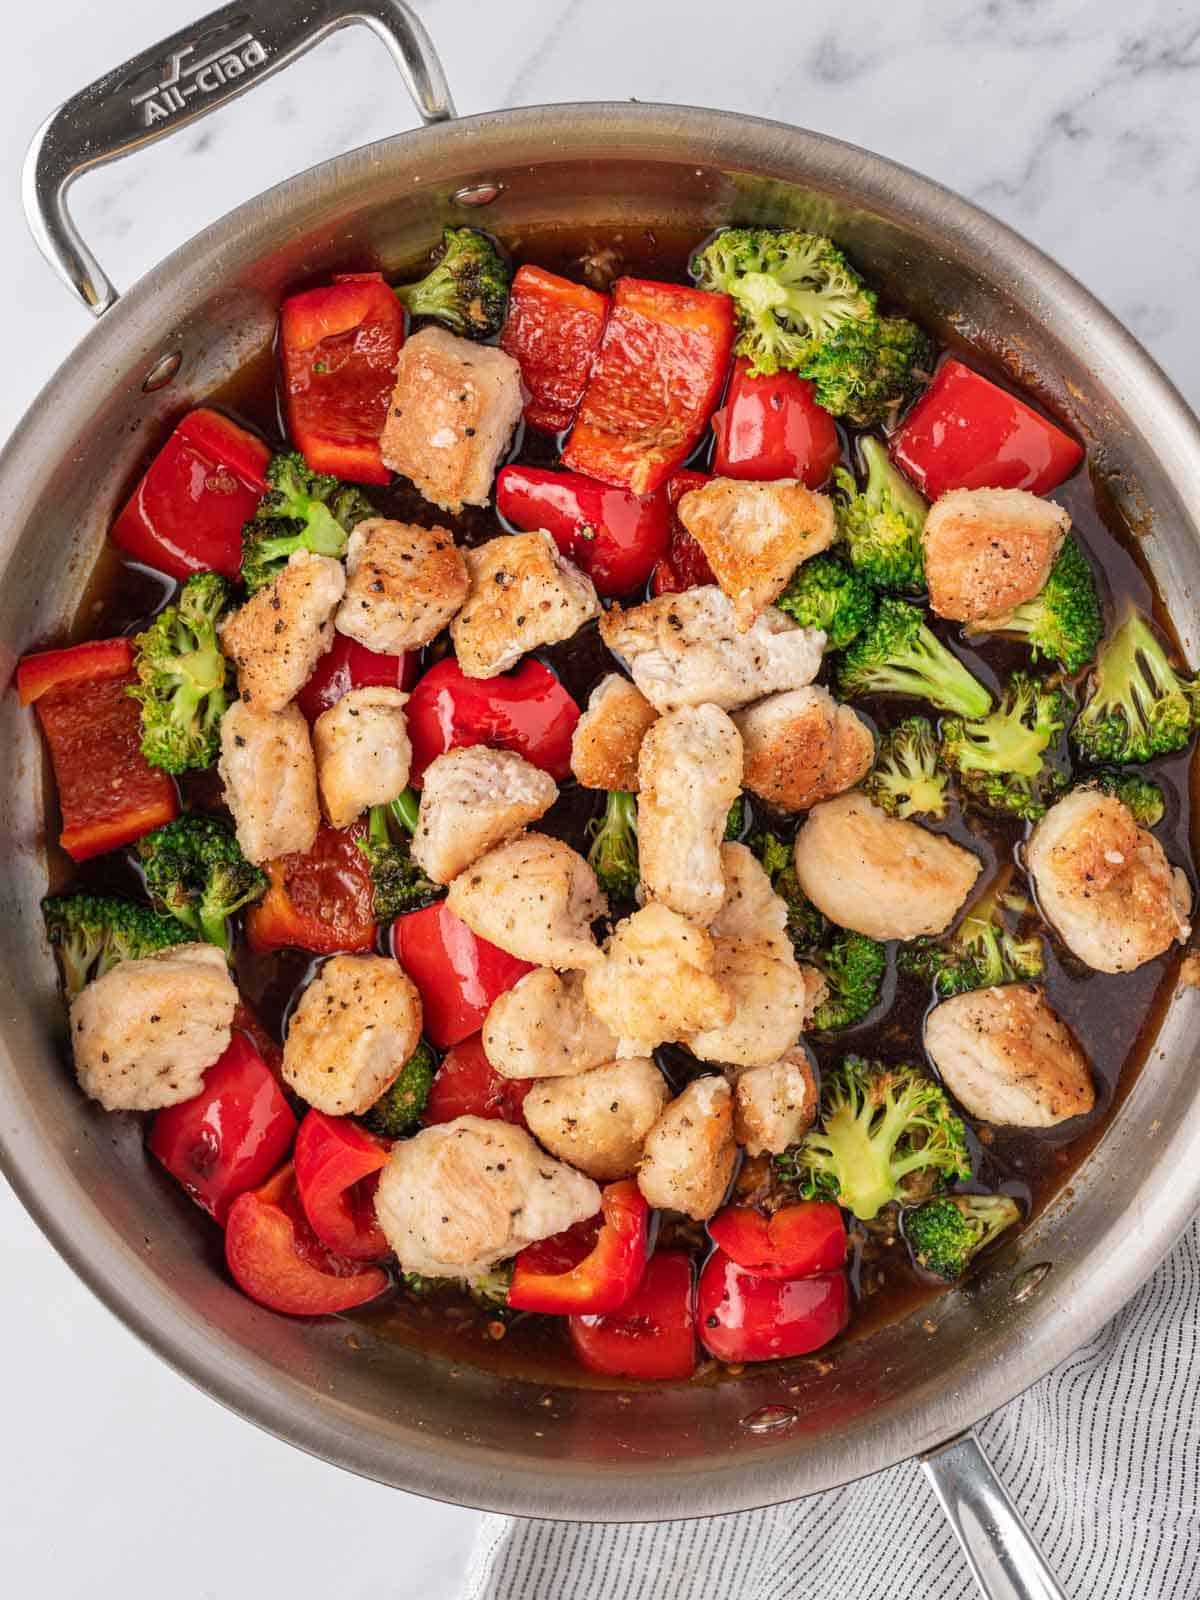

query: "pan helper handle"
xmin=22 ymin=0 xmax=455 ymax=317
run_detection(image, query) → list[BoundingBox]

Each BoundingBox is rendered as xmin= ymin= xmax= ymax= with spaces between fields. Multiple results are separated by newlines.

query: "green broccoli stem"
xmin=390 ymin=789 xmax=420 ymax=835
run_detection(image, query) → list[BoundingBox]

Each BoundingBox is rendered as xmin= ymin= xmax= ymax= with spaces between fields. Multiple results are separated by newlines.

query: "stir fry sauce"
xmin=50 ymin=223 xmax=1196 ymax=1383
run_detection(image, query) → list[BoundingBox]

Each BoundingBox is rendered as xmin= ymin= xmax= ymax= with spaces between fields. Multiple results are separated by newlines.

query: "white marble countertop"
xmin=2 ymin=2 xmax=1198 ymax=1595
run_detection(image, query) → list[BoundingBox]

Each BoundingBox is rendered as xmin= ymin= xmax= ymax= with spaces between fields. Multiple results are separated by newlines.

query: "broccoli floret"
xmin=587 ymin=790 xmax=639 ymax=900
xmin=724 ymin=794 xmax=748 ymax=841
xmin=899 ymin=880 xmax=1043 ymax=998
xmin=468 ymin=1262 xmax=515 ymax=1310
xmin=904 ymin=1193 xmax=1021 ymax=1280
xmin=240 ymin=451 xmax=374 ymax=594
xmin=129 ymin=572 xmax=233 ymax=774
xmin=940 ymin=672 xmax=1072 ymax=820
xmin=780 ymin=1056 xmax=971 ymax=1221
xmin=776 ymin=554 xmax=876 ymax=650
xmin=750 ymin=831 xmax=826 ymax=955
xmin=833 ymin=437 xmax=928 ymax=593
xmin=394 ymin=227 xmax=510 ymax=339
xmin=1072 ymin=608 xmax=1198 ymax=765
xmin=360 ymin=793 xmax=443 ymax=922
xmin=801 ymin=315 xmax=934 ymax=427
xmin=863 ymin=716 xmax=947 ymax=819
xmin=42 ymin=893 xmax=189 ymax=998
xmin=978 ymin=536 xmax=1101 ymax=674
xmin=1090 ymin=770 xmax=1166 ymax=829
xmin=810 ymin=931 xmax=886 ymax=1031
xmin=362 ymin=1040 xmax=437 ymax=1137
xmin=837 ymin=597 xmax=992 ymax=717
xmin=137 ymin=814 xmax=267 ymax=957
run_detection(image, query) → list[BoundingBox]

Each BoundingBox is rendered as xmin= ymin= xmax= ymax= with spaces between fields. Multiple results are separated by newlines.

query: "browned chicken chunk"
xmin=922 ymin=488 xmax=1070 ymax=623
xmin=570 ymin=673 xmax=659 ymax=792
xmin=412 ymin=747 xmax=557 ymax=885
xmin=687 ymin=939 xmax=824 ymax=1068
xmin=312 ymin=686 xmax=410 ymax=830
xmin=482 ymin=968 xmax=617 ymax=1080
xmin=523 ymin=1057 xmax=670 ymax=1181
xmin=450 ymin=530 xmax=600 ymax=679
xmin=335 ymin=519 xmax=469 ymax=654
xmin=219 ymin=550 xmax=344 ymax=712
xmin=582 ymin=902 xmax=733 ymax=1057
xmin=729 ymin=1049 xmax=819 ymax=1157
xmin=218 ymin=699 xmax=320 ymax=865
xmin=638 ymin=1076 xmax=736 ymax=1221
xmin=282 ymin=954 xmax=422 ymax=1116
xmin=734 ymin=685 xmax=874 ymax=812
xmin=637 ymin=704 xmax=743 ymax=926
xmin=447 ymin=832 xmax=607 ymax=968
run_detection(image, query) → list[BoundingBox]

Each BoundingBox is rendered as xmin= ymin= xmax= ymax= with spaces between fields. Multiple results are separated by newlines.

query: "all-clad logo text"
xmin=131 ymin=33 xmax=269 ymax=125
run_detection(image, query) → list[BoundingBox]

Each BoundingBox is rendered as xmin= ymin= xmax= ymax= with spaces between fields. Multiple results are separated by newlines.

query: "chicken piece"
xmin=450 ymin=530 xmax=601 ymax=680
xmin=709 ymin=842 xmax=792 ymax=961
xmin=582 ymin=902 xmax=733 ymax=1057
xmin=69 ymin=944 xmax=237 ymax=1112
xmin=282 ymin=954 xmax=422 ymax=1116
xmin=734 ymin=685 xmax=874 ymax=812
xmin=312 ymin=686 xmax=411 ymax=830
xmin=1026 ymin=789 xmax=1191 ymax=973
xmin=380 ymin=327 xmax=523 ymax=514
xmin=412 ymin=747 xmax=557 ymax=885
xmin=925 ymin=983 xmax=1094 ymax=1127
xmin=446 ymin=831 xmax=607 ymax=968
xmin=729 ymin=1048 xmax=819 ymax=1157
xmin=219 ymin=551 xmax=345 ymax=712
xmin=570 ymin=673 xmax=659 ymax=792
xmin=922 ymin=488 xmax=1071 ymax=624
xmin=688 ymin=939 xmax=823 ymax=1068
xmin=637 ymin=1076 xmax=735 ymax=1221
xmin=482 ymin=968 xmax=618 ymax=1080
xmin=637 ymin=704 xmax=743 ymax=926
xmin=335 ymin=519 xmax=469 ymax=654
xmin=677 ymin=477 xmax=838 ymax=629
xmin=600 ymin=586 xmax=824 ymax=714
xmin=218 ymin=698 xmax=320 ymax=865
xmin=523 ymin=1057 xmax=670 ymax=1181
xmin=374 ymin=1115 xmax=600 ymax=1278
xmin=794 ymin=791 xmax=981 ymax=941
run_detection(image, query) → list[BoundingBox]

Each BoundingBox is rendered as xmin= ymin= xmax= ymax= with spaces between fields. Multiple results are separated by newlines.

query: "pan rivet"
xmin=453 ymin=182 xmax=503 ymax=207
xmin=740 ymin=1405 xmax=798 ymax=1433
xmin=142 ymin=351 xmax=183 ymax=392
xmin=1010 ymin=1261 xmax=1052 ymax=1302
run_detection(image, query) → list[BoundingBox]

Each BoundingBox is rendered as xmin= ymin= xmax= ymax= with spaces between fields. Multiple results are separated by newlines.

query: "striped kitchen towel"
xmin=463 ymin=1216 xmax=1200 ymax=1600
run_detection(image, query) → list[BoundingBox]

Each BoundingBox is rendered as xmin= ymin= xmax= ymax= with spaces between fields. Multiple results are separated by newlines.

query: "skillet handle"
xmin=921 ymin=1431 xmax=1068 ymax=1600
xmin=22 ymin=0 xmax=455 ymax=317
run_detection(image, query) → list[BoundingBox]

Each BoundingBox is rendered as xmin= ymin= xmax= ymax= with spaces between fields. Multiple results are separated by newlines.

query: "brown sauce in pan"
xmin=50 ymin=224 xmax=1196 ymax=1383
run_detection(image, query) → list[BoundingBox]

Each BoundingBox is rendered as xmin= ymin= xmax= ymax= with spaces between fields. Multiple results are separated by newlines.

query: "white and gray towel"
xmin=464 ymin=1217 xmax=1200 ymax=1600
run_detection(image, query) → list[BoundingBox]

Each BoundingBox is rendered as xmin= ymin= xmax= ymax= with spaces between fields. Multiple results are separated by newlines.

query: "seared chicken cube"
xmin=925 ymin=984 xmax=1094 ymax=1127
xmin=450 ymin=530 xmax=601 ymax=680
xmin=922 ymin=488 xmax=1070 ymax=624
xmin=482 ymin=967 xmax=617 ymax=1080
xmin=219 ymin=550 xmax=345 ymax=712
xmin=734 ymin=685 xmax=874 ymax=812
xmin=677 ymin=477 xmax=838 ymax=630
xmin=374 ymin=1115 xmax=600 ymax=1278
xmin=1026 ymin=789 xmax=1191 ymax=973
xmin=600 ymin=586 xmax=824 ymax=713
xmin=688 ymin=939 xmax=823 ymax=1068
xmin=446 ymin=831 xmax=607 ymax=968
xmin=412 ymin=747 xmax=557 ymax=885
xmin=523 ymin=1057 xmax=670 ymax=1180
xmin=709 ymin=842 xmax=793 ymax=961
xmin=282 ymin=954 xmax=422 ymax=1116
xmin=380 ymin=327 xmax=523 ymax=514
xmin=70 ymin=943 xmax=237 ymax=1112
xmin=729 ymin=1048 xmax=819 ymax=1157
xmin=335 ymin=519 xmax=469 ymax=654
xmin=637 ymin=704 xmax=743 ymax=926
xmin=637 ymin=1075 xmax=735 ymax=1222
xmin=218 ymin=698 xmax=320 ymax=865
xmin=582 ymin=902 xmax=733 ymax=1057
xmin=312 ymin=686 xmax=411 ymax=830
xmin=570 ymin=673 xmax=659 ymax=792
xmin=794 ymin=792 xmax=981 ymax=941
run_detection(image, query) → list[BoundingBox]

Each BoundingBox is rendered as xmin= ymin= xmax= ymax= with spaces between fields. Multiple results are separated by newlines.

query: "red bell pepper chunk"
xmin=707 ymin=1202 xmax=846 ymax=1281
xmin=406 ymin=657 xmax=580 ymax=786
xmin=279 ymin=272 xmax=405 ymax=485
xmin=147 ymin=1033 xmax=298 ymax=1226
xmin=711 ymin=359 xmax=842 ymax=487
xmin=889 ymin=358 xmax=1085 ymax=500
xmin=650 ymin=470 xmax=716 ymax=595
xmin=292 ymin=1110 xmax=390 ymax=1261
xmin=569 ymin=1251 xmax=697 ymax=1380
xmin=422 ymin=1032 xmax=532 ymax=1127
xmin=496 ymin=465 xmax=670 ymax=596
xmin=225 ymin=1162 xmax=389 ymax=1316
xmin=393 ymin=899 xmax=534 ymax=1050
xmin=508 ymin=1180 xmax=649 ymax=1314
xmin=499 ymin=265 xmax=609 ymax=433
xmin=110 ymin=408 xmax=270 ymax=582
xmin=295 ymin=632 xmax=417 ymax=723
xmin=244 ymin=824 xmax=376 ymax=955
xmin=562 ymin=278 xmax=735 ymax=495
xmin=18 ymin=636 xmax=178 ymax=861
xmin=697 ymin=1249 xmax=849 ymax=1363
